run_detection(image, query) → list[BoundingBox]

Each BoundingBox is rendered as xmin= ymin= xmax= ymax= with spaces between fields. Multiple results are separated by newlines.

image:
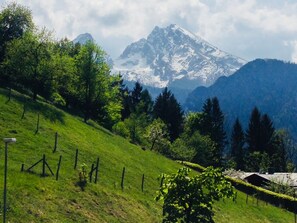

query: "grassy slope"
xmin=0 ymin=88 xmax=294 ymax=222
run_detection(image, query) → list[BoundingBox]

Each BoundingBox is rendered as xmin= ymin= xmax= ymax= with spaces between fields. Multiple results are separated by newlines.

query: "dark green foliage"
xmin=153 ymin=87 xmax=183 ymax=141
xmin=75 ymin=41 xmax=122 ymax=127
xmin=4 ymin=30 xmax=55 ymax=100
xmin=245 ymin=107 xmax=291 ymax=172
xmin=120 ymin=82 xmax=153 ymax=121
xmin=120 ymin=81 xmax=131 ymax=120
xmin=184 ymin=112 xmax=204 ymax=136
xmin=170 ymin=132 xmax=215 ymax=166
xmin=246 ymin=107 xmax=262 ymax=153
xmin=199 ymin=97 xmax=227 ymax=167
xmin=131 ymin=81 xmax=143 ymax=112
xmin=139 ymin=89 xmax=153 ymax=115
xmin=230 ymin=118 xmax=245 ymax=170
xmin=270 ymin=131 xmax=288 ymax=172
xmin=156 ymin=167 xmax=235 ymax=223
xmin=0 ymin=2 xmax=33 ymax=64
xmin=260 ymin=114 xmax=275 ymax=156
xmin=200 ymin=98 xmax=213 ymax=136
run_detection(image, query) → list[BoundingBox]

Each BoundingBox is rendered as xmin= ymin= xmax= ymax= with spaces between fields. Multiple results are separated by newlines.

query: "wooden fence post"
xmin=21 ymin=164 xmax=25 ymax=172
xmin=53 ymin=132 xmax=58 ymax=153
xmin=90 ymin=164 xmax=94 ymax=183
xmin=74 ymin=148 xmax=78 ymax=169
xmin=141 ymin=174 xmax=145 ymax=192
xmin=121 ymin=167 xmax=126 ymax=191
xmin=36 ymin=113 xmax=40 ymax=133
xmin=56 ymin=155 xmax=62 ymax=181
xmin=94 ymin=157 xmax=99 ymax=183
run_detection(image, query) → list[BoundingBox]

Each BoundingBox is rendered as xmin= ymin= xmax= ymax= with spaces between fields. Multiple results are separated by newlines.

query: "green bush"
xmin=112 ymin=121 xmax=130 ymax=138
xmin=50 ymin=92 xmax=66 ymax=106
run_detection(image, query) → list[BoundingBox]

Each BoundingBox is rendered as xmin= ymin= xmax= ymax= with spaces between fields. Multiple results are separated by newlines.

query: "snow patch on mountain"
xmin=113 ymin=24 xmax=246 ymax=90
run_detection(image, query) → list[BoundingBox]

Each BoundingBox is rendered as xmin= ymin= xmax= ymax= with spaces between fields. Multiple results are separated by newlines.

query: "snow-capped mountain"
xmin=73 ymin=33 xmax=94 ymax=44
xmin=113 ymin=24 xmax=246 ymax=90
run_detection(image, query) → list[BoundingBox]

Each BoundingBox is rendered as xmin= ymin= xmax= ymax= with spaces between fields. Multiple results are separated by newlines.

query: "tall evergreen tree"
xmin=211 ymin=97 xmax=227 ymax=153
xmin=139 ymin=89 xmax=153 ymax=115
xmin=260 ymin=114 xmax=275 ymax=156
xmin=131 ymin=81 xmax=143 ymax=112
xmin=230 ymin=118 xmax=245 ymax=170
xmin=200 ymin=98 xmax=213 ymax=136
xmin=199 ymin=97 xmax=226 ymax=167
xmin=153 ymin=87 xmax=183 ymax=141
xmin=246 ymin=107 xmax=262 ymax=153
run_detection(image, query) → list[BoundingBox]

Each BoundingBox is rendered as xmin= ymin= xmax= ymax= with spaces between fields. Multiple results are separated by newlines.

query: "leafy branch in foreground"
xmin=156 ymin=167 xmax=235 ymax=223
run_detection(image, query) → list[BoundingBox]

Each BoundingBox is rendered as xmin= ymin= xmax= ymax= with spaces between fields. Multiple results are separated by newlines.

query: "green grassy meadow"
xmin=0 ymin=87 xmax=294 ymax=222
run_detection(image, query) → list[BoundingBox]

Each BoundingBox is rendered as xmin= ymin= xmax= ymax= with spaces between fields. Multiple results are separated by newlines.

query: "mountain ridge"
xmin=184 ymin=59 xmax=297 ymax=139
xmin=113 ymin=24 xmax=246 ymax=90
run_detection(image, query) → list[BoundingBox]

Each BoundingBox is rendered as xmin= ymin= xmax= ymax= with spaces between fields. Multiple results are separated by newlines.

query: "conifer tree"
xmin=200 ymin=98 xmax=213 ymax=136
xmin=260 ymin=114 xmax=275 ymax=156
xmin=230 ymin=118 xmax=245 ymax=170
xmin=153 ymin=87 xmax=183 ymax=141
xmin=131 ymin=81 xmax=143 ymax=112
xmin=246 ymin=107 xmax=262 ymax=153
xmin=211 ymin=97 xmax=227 ymax=154
xmin=199 ymin=97 xmax=226 ymax=167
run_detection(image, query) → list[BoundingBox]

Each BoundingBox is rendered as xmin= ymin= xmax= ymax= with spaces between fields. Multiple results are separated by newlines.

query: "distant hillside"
xmin=0 ymin=87 xmax=293 ymax=222
xmin=185 ymin=59 xmax=297 ymax=138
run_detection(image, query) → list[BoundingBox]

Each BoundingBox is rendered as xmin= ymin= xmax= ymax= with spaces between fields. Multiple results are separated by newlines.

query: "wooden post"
xmin=56 ymin=155 xmax=62 ymax=181
xmin=141 ymin=174 xmax=145 ymax=192
xmin=90 ymin=164 xmax=94 ymax=183
xmin=53 ymin=132 xmax=58 ymax=153
xmin=21 ymin=164 xmax=24 ymax=172
xmin=36 ymin=113 xmax=40 ymax=133
xmin=74 ymin=148 xmax=78 ymax=169
xmin=94 ymin=157 xmax=99 ymax=183
xmin=42 ymin=154 xmax=46 ymax=177
xmin=121 ymin=167 xmax=126 ymax=191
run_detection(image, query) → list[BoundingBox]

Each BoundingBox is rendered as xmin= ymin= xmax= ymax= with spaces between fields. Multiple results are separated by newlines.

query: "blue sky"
xmin=2 ymin=0 xmax=297 ymax=62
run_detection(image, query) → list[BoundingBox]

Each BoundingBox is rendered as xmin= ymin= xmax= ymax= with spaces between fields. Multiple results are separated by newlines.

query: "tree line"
xmin=0 ymin=3 xmax=295 ymax=173
xmin=0 ymin=3 xmax=122 ymax=128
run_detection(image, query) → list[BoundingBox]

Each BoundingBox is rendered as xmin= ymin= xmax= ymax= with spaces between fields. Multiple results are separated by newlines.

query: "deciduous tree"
xmin=156 ymin=167 xmax=235 ymax=223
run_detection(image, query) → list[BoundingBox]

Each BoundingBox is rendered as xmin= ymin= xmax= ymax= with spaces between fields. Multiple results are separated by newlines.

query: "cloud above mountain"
xmin=8 ymin=0 xmax=297 ymax=62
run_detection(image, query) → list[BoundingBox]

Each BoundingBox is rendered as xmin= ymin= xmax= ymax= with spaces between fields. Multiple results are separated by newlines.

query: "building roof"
xmin=226 ymin=170 xmax=297 ymax=187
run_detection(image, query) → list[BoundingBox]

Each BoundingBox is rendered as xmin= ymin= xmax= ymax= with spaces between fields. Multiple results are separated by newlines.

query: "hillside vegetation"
xmin=0 ymin=87 xmax=294 ymax=222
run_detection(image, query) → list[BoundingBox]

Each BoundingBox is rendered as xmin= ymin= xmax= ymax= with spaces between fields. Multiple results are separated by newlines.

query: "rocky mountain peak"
xmin=113 ymin=24 xmax=246 ymax=90
xmin=73 ymin=33 xmax=94 ymax=45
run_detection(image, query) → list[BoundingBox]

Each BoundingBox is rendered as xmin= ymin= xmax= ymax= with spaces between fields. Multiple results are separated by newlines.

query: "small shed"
xmin=243 ymin=173 xmax=270 ymax=187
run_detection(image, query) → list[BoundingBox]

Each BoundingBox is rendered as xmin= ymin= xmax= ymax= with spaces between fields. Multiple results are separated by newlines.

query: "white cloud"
xmin=3 ymin=0 xmax=297 ymax=61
